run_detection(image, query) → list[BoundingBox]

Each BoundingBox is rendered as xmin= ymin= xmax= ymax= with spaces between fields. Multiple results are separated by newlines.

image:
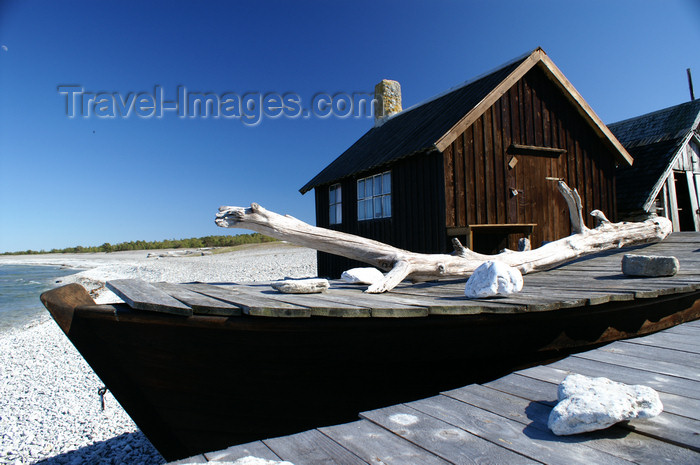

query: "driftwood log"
xmin=215 ymin=181 xmax=672 ymax=293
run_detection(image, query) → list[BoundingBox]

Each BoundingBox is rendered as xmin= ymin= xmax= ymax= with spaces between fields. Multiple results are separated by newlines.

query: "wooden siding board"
xmin=465 ymin=127 xmax=476 ymax=225
xmin=509 ymin=86 xmax=523 ymax=224
xmin=443 ymin=145 xmax=455 ymax=228
xmin=503 ymin=88 xmax=517 ymax=225
xmin=483 ymin=110 xmax=495 ymax=224
xmin=455 ymin=135 xmax=466 ymax=227
xmin=524 ymin=78 xmax=535 ymax=146
xmin=493 ymin=102 xmax=506 ymax=224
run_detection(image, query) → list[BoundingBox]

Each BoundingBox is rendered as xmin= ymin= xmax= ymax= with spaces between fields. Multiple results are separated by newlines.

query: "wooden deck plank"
xmin=624 ymin=335 xmax=700 ymax=355
xmin=152 ymin=282 xmax=241 ymax=316
xmin=444 ymin=384 xmax=700 ymax=464
xmin=204 ymin=440 xmax=281 ymax=462
xmin=407 ymin=394 xmax=633 ymax=464
xmin=600 ymin=340 xmax=700 ymax=369
xmin=573 ymin=349 xmax=700 ymax=381
xmin=225 ymin=284 xmax=373 ymax=318
xmin=360 ymin=403 xmax=539 ymax=464
xmin=485 ymin=371 xmax=700 ymax=452
xmin=319 ymin=420 xmax=449 ymax=465
xmin=168 ymin=454 xmax=207 ymax=464
xmin=663 ymin=324 xmax=700 ymax=336
xmin=106 ymin=279 xmax=193 ymax=315
xmin=184 ymin=283 xmax=311 ymax=317
xmin=227 ymin=283 xmax=430 ymax=317
xmin=549 ymin=355 xmax=700 ymax=400
xmin=514 ymin=366 xmax=700 ymax=422
xmin=264 ymin=429 xmax=367 ymax=465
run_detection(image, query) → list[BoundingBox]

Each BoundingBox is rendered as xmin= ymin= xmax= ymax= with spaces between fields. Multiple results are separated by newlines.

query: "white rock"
xmin=271 ymin=278 xmax=329 ymax=294
xmin=231 ymin=457 xmax=295 ymax=465
xmin=464 ymin=261 xmax=523 ymax=298
xmin=341 ymin=267 xmax=385 ymax=285
xmin=622 ymin=254 xmax=679 ymax=277
xmin=548 ymin=373 xmax=663 ymax=435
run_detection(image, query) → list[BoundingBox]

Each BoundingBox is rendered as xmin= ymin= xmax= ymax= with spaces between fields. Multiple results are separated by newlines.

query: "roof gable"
xmin=610 ymin=99 xmax=700 ymax=213
xmin=300 ymin=48 xmax=632 ymax=194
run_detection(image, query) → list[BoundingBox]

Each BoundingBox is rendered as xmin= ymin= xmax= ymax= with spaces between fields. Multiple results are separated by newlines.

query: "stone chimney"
xmin=374 ymin=79 xmax=402 ymax=125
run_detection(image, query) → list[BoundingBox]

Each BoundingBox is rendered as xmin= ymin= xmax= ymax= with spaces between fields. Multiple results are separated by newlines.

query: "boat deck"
xmin=107 ymin=233 xmax=700 ymax=318
xmin=170 ymin=318 xmax=700 ymax=464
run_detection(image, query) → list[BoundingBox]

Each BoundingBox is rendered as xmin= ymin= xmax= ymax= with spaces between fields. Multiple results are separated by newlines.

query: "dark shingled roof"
xmin=299 ymin=53 xmax=531 ymax=193
xmin=609 ymin=99 xmax=700 ymax=214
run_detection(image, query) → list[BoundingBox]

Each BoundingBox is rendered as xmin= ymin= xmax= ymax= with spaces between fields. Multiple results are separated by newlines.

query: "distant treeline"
xmin=1 ymin=233 xmax=277 ymax=255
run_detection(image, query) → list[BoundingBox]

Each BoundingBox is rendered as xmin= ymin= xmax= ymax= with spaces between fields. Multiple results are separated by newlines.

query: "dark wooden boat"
xmin=40 ymin=234 xmax=700 ymax=461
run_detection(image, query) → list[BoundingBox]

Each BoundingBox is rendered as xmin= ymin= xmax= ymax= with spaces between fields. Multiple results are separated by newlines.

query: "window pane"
xmin=358 ymin=200 xmax=364 ymax=220
xmin=373 ymin=175 xmax=381 ymax=195
xmin=335 ymin=204 xmax=342 ymax=223
xmin=374 ymin=197 xmax=382 ymax=218
xmin=357 ymin=180 xmax=364 ymax=200
xmin=365 ymin=178 xmax=373 ymax=198
xmin=365 ymin=198 xmax=373 ymax=219
xmin=383 ymin=172 xmax=391 ymax=193
xmin=335 ymin=185 xmax=341 ymax=202
xmin=329 ymin=187 xmax=335 ymax=204
xmin=383 ymin=195 xmax=391 ymax=217
xmin=329 ymin=205 xmax=336 ymax=224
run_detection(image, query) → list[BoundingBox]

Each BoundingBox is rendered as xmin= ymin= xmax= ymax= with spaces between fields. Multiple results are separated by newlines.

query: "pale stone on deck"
xmin=622 ymin=254 xmax=679 ymax=277
xmin=230 ymin=456 xmax=295 ymax=465
xmin=464 ymin=261 xmax=523 ymax=298
xmin=271 ymin=278 xmax=329 ymax=294
xmin=548 ymin=373 xmax=663 ymax=435
xmin=341 ymin=267 xmax=385 ymax=285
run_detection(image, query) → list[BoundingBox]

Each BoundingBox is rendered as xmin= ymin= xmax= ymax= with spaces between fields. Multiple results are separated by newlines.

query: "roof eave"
xmin=435 ymin=48 xmax=634 ymax=167
xmin=641 ymin=132 xmax=695 ymax=212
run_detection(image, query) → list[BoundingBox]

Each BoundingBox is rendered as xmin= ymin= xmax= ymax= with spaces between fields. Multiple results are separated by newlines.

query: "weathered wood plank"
xmin=515 ymin=365 xmax=700 ymax=422
xmin=264 ymin=429 xmax=367 ymax=465
xmin=168 ymin=454 xmax=207 ymax=464
xmin=625 ymin=332 xmax=700 ymax=355
xmin=231 ymin=283 xmax=429 ymax=317
xmin=573 ymin=349 xmax=700 ymax=381
xmin=204 ymin=440 xmax=281 ymax=462
xmin=185 ymin=283 xmax=311 ymax=318
xmin=319 ymin=420 xmax=449 ymax=465
xmin=360 ymin=403 xmax=538 ymax=464
xmin=549 ymin=355 xmax=700 ymax=400
xmin=408 ymin=394 xmax=632 ymax=464
xmin=445 ymin=384 xmax=700 ymax=464
xmin=602 ymin=340 xmax=700 ymax=369
xmin=219 ymin=283 xmax=372 ymax=318
xmin=489 ymin=369 xmax=700 ymax=451
xmin=152 ymin=282 xmax=241 ymax=316
xmin=106 ymin=279 xmax=192 ymax=316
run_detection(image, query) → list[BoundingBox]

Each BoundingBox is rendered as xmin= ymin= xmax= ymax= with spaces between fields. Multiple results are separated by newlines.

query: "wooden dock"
xmin=171 ymin=321 xmax=700 ymax=464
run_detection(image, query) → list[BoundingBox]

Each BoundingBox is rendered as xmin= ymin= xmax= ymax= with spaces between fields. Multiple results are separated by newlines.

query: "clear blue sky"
xmin=1 ymin=0 xmax=699 ymax=252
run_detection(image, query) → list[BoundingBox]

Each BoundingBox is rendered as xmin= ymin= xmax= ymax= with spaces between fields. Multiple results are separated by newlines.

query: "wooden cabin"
xmin=609 ymin=99 xmax=700 ymax=231
xmin=300 ymin=48 xmax=633 ymax=278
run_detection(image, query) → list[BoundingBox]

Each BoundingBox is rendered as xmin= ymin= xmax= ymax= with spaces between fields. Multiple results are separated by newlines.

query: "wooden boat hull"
xmin=41 ymin=283 xmax=700 ymax=461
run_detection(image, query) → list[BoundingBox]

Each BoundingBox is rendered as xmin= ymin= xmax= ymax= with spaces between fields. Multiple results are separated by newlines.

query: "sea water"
xmin=0 ymin=265 xmax=79 ymax=333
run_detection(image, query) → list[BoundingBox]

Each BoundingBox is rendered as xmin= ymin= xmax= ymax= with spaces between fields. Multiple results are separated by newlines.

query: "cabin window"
xmin=329 ymin=184 xmax=342 ymax=224
xmin=357 ymin=171 xmax=391 ymax=220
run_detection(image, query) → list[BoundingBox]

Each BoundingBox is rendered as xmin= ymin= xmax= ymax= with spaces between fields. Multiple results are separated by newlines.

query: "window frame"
xmin=329 ymin=183 xmax=342 ymax=225
xmin=357 ymin=171 xmax=391 ymax=221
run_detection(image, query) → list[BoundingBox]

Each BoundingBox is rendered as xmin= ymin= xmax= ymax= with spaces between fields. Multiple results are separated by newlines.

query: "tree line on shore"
xmin=1 ymin=233 xmax=277 ymax=255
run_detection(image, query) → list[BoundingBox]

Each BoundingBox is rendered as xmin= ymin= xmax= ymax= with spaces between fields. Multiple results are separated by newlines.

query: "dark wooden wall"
xmin=315 ymin=151 xmax=447 ymax=278
xmin=443 ymin=65 xmax=617 ymax=249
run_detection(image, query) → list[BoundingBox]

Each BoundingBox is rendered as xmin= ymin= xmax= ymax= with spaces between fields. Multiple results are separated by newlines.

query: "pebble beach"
xmin=0 ymin=243 xmax=317 ymax=464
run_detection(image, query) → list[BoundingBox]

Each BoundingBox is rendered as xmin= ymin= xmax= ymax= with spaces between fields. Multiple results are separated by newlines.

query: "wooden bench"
xmin=447 ymin=223 xmax=536 ymax=249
